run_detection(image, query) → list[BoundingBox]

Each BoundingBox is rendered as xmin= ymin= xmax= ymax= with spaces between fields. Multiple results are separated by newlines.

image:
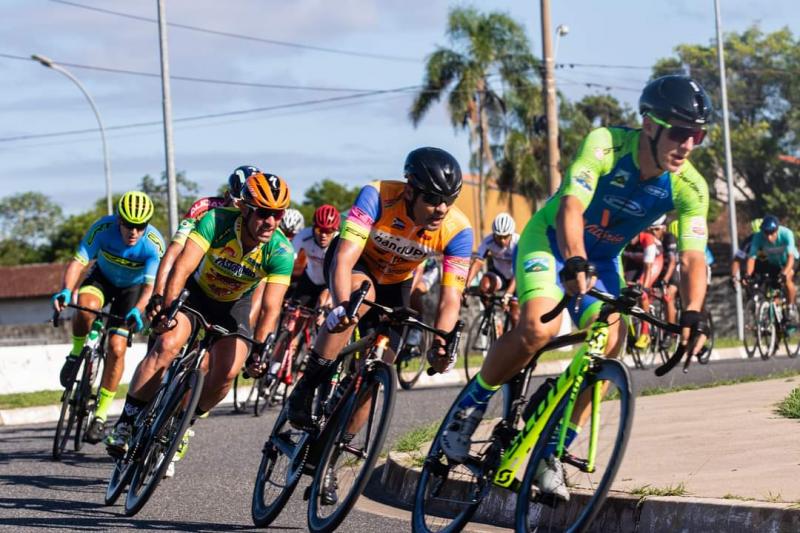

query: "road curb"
xmin=381 ymin=453 xmax=800 ymax=532
xmin=0 ymin=346 xmax=755 ymax=427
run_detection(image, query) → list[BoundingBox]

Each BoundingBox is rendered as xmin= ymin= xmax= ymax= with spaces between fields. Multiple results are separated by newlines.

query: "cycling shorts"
xmin=78 ymin=267 xmax=143 ymax=336
xmin=514 ymin=220 xmax=625 ymax=328
xmin=485 ymin=266 xmax=512 ymax=292
xmin=181 ymin=277 xmax=253 ymax=339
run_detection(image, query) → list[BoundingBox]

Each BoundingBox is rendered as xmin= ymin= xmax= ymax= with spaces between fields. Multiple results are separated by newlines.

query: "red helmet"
xmin=314 ymin=204 xmax=340 ymax=231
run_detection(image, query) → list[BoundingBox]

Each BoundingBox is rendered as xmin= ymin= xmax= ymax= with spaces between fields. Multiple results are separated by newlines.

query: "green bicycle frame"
xmin=493 ymin=319 xmax=611 ymax=488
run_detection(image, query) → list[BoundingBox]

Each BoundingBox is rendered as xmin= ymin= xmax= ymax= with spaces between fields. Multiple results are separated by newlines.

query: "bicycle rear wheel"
xmin=251 ymin=406 xmax=310 ymax=527
xmin=124 ymin=368 xmax=204 ymax=516
xmin=756 ymin=302 xmax=777 ymax=360
xmin=307 ymin=361 xmax=396 ymax=533
xmin=52 ymin=380 xmax=78 ymax=461
xmin=697 ymin=310 xmax=715 ymax=364
xmin=515 ymin=358 xmax=634 ymax=532
xmin=412 ymin=376 xmax=509 ymax=533
xmin=463 ymin=315 xmax=494 ymax=381
xmin=397 ymin=329 xmax=431 ymax=390
xmin=626 ymin=317 xmax=644 ymax=370
xmin=783 ymin=311 xmax=800 ymax=358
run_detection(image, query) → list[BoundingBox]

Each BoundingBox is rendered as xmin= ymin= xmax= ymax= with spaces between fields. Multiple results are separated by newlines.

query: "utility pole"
xmin=157 ymin=0 xmax=178 ymax=235
xmin=540 ymin=0 xmax=561 ymax=195
xmin=714 ymin=0 xmax=744 ymax=340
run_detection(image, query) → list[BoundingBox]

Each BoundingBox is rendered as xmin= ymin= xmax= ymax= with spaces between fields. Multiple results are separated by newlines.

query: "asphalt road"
xmin=1 ymin=354 xmax=797 ymax=532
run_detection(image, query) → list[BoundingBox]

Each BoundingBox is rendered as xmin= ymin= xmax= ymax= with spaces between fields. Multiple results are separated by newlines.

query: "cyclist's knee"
xmin=514 ymin=318 xmax=553 ymax=354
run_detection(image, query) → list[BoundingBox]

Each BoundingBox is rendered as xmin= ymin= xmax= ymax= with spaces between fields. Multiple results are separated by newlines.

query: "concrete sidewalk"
xmin=382 ymin=375 xmax=800 ymax=531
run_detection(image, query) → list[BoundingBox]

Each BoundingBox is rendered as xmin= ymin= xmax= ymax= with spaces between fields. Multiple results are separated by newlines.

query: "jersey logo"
xmin=585 ymin=224 xmax=626 ymax=244
xmin=371 ymin=230 xmax=428 ymax=260
xmin=146 ymin=232 xmax=165 ymax=256
xmin=603 ymin=195 xmax=645 ymax=217
xmin=644 ymin=185 xmax=669 ymax=199
xmin=100 ymin=251 xmax=144 ymax=269
xmin=574 ymin=175 xmax=593 ymax=193
xmin=87 ymin=222 xmax=113 ymax=246
xmin=609 ymin=171 xmax=629 ymax=188
xmin=391 ymin=217 xmax=406 ymax=230
xmin=523 ymin=257 xmax=549 ymax=273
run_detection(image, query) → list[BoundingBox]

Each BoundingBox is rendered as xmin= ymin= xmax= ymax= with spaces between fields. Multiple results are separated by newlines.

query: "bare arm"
xmin=434 ymin=285 xmax=463 ymax=342
xmin=330 ymin=239 xmax=363 ymax=305
xmin=679 ymin=250 xmax=707 ymax=312
xmin=292 ymin=249 xmax=307 ymax=279
xmin=784 ymin=254 xmax=795 ymax=277
xmin=556 ymin=195 xmax=587 ymax=260
xmin=254 ymin=282 xmax=289 ymax=342
xmin=164 ymin=239 xmax=205 ymax=308
xmin=464 ymin=257 xmax=484 ymax=288
xmin=62 ymin=259 xmax=85 ymax=293
xmin=153 ymin=241 xmax=184 ymax=296
xmin=745 ymin=257 xmax=756 ymax=277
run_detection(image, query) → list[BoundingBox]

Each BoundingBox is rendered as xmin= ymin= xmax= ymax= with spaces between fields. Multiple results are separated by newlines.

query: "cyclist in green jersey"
xmin=106 ymin=173 xmax=294 ymax=471
xmin=440 ymin=75 xmax=712 ymax=501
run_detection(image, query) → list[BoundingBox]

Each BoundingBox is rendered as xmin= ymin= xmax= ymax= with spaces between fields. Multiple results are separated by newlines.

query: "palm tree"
xmin=409 ymin=7 xmax=537 ymax=236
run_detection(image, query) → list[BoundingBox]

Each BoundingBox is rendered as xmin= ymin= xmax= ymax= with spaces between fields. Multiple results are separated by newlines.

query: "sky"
xmin=1 ymin=0 xmax=797 ymax=215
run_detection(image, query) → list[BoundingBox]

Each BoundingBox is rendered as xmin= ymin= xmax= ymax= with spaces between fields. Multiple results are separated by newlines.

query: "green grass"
xmin=722 ymin=493 xmax=755 ymax=501
xmin=715 ymin=337 xmax=744 ymax=348
xmin=775 ymin=386 xmax=800 ymax=419
xmin=0 ymin=384 xmax=129 ymax=410
xmin=394 ymin=421 xmax=439 ymax=453
xmin=630 ymin=482 xmax=688 ymax=497
xmin=638 ymin=369 xmax=800 ymax=398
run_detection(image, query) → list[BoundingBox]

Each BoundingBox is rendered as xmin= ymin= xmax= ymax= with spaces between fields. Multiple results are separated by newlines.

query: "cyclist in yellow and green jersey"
xmin=440 ymin=75 xmax=714 ymax=502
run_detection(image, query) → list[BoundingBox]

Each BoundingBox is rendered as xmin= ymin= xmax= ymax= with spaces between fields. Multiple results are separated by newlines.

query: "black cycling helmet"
xmin=639 ymin=75 xmax=713 ymax=126
xmin=404 ymin=147 xmax=463 ymax=198
xmin=761 ymin=214 xmax=779 ymax=235
xmin=228 ymin=165 xmax=261 ymax=200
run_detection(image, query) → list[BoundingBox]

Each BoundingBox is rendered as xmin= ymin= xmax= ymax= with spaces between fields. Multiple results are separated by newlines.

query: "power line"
xmin=0 ymin=52 xmax=385 ymax=93
xmin=49 ymin=0 xmax=420 ymax=63
xmin=0 ymin=85 xmax=419 ymax=143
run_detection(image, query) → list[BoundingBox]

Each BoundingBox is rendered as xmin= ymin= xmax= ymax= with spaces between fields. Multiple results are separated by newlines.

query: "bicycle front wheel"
xmin=515 ymin=358 xmax=634 ymax=533
xmin=251 ymin=406 xmax=309 ymax=527
xmin=756 ymin=301 xmax=777 ymax=360
xmin=307 ymin=361 xmax=397 ymax=533
xmin=124 ymin=368 xmax=204 ymax=516
xmin=742 ymin=299 xmax=758 ymax=358
xmin=463 ymin=315 xmax=493 ymax=381
xmin=697 ymin=310 xmax=715 ymax=364
xmin=397 ymin=329 xmax=431 ymax=390
xmin=52 ymin=380 xmax=78 ymax=461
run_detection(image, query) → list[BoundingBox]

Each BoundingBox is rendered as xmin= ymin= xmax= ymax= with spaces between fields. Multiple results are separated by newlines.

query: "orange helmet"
xmin=241 ymin=172 xmax=290 ymax=210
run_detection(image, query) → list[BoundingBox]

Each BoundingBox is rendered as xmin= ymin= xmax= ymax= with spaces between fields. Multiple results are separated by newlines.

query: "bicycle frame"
xmin=493 ymin=319 xmax=610 ymax=488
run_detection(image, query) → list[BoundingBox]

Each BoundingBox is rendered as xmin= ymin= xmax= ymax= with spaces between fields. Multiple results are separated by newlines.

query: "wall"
xmin=0 ymin=297 xmax=53 ymax=326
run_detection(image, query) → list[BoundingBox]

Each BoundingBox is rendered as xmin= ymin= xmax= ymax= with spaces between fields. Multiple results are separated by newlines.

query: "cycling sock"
xmin=456 ymin=372 xmax=501 ymax=412
xmin=70 ymin=335 xmax=87 ymax=357
xmin=302 ymin=351 xmax=336 ymax=388
xmin=117 ymin=394 xmax=148 ymax=426
xmin=94 ymin=387 xmax=116 ymax=422
xmin=543 ymin=423 xmax=580 ymax=457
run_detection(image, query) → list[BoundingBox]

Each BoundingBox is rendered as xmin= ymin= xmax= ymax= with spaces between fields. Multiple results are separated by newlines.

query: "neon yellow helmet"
xmin=751 ymin=218 xmax=763 ymax=233
xmin=668 ymin=220 xmax=679 ymax=236
xmin=118 ymin=191 xmax=155 ymax=225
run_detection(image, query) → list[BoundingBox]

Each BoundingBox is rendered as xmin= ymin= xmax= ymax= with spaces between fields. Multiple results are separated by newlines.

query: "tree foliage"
xmin=651 ymin=25 xmax=800 ymax=228
xmin=292 ymin=179 xmax=360 ymax=224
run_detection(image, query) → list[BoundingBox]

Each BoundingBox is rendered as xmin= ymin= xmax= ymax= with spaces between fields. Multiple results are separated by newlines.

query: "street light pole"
xmin=32 ymin=54 xmax=113 ymax=215
xmin=540 ymin=0 xmax=561 ymax=195
xmin=157 ymin=0 xmax=179 ymax=235
xmin=714 ymin=0 xmax=744 ymax=340
xmin=554 ymin=24 xmax=569 ymax=63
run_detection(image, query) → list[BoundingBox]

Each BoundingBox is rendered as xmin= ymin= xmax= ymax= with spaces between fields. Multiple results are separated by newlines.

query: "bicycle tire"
xmin=124 ymin=368 xmax=204 ymax=516
xmin=743 ymin=299 xmax=758 ymax=358
xmin=515 ymin=358 xmax=634 ymax=533
xmin=251 ymin=407 xmax=309 ymax=527
xmin=464 ymin=314 xmax=493 ymax=381
xmin=412 ymin=375 xmax=509 ymax=533
xmin=73 ymin=351 xmax=96 ymax=451
xmin=697 ymin=310 xmax=715 ymax=364
xmin=307 ymin=361 xmax=397 ymax=533
xmin=626 ymin=317 xmax=644 ymax=370
xmin=105 ymin=450 xmax=138 ymax=506
xmin=756 ymin=301 xmax=777 ymax=360
xmin=397 ymin=329 xmax=431 ymax=390
xmin=254 ymin=330 xmax=291 ymax=416
xmin=783 ymin=308 xmax=800 ymax=358
xmin=233 ymin=373 xmax=246 ymax=413
xmin=52 ymin=380 xmax=77 ymax=461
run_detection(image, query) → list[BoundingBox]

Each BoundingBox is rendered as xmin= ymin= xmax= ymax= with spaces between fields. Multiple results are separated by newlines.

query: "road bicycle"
xmin=461 ymin=288 xmax=512 ymax=381
xmin=745 ymin=274 xmax=800 ymax=359
xmin=413 ymin=285 xmax=690 ymax=533
xmin=625 ymin=285 xmax=669 ymax=369
xmin=51 ymin=303 xmax=132 ymax=460
xmin=251 ymin=280 xmax=463 ymax=533
xmin=104 ymin=289 xmax=261 ymax=516
xmin=233 ymin=300 xmax=321 ymax=415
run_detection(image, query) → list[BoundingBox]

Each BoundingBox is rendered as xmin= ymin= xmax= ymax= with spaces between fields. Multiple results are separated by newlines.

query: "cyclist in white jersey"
xmin=465 ymin=212 xmax=520 ymax=326
xmin=289 ymin=204 xmax=340 ymax=310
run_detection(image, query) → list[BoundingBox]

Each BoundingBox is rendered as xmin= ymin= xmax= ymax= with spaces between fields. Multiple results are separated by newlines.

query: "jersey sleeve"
xmin=748 ymin=233 xmax=763 ymax=258
xmin=341 ymin=183 xmax=381 ymax=248
xmin=671 ymin=163 xmax=709 ymax=253
xmin=142 ymin=228 xmax=166 ymax=284
xmin=475 ymin=236 xmax=489 ymax=260
xmin=264 ymin=239 xmax=295 ymax=286
xmin=74 ymin=217 xmax=108 ymax=265
xmin=561 ymin=127 xmax=615 ymax=209
xmin=187 ymin=208 xmax=221 ymax=252
xmin=783 ymin=228 xmax=798 ymax=259
xmin=441 ymin=227 xmax=473 ymax=290
xmin=640 ymin=233 xmax=657 ymax=263
xmin=171 ymin=217 xmax=197 ymax=246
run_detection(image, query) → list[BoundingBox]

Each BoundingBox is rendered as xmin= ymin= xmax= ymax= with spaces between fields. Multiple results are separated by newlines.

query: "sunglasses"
xmin=121 ymin=220 xmax=147 ymax=231
xmin=314 ymin=227 xmax=336 ymax=235
xmin=417 ymin=189 xmax=457 ymax=207
xmin=649 ymin=114 xmax=707 ymax=145
xmin=246 ymin=204 xmax=285 ymax=220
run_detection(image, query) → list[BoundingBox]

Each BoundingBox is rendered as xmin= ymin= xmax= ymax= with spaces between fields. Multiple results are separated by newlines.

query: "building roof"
xmin=0 ymin=262 xmax=66 ymax=300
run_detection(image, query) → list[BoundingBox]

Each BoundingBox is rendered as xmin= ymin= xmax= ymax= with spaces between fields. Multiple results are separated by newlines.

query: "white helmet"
xmin=648 ymin=214 xmax=667 ymax=228
xmin=280 ymin=208 xmax=305 ymax=235
xmin=492 ymin=213 xmax=515 ymax=236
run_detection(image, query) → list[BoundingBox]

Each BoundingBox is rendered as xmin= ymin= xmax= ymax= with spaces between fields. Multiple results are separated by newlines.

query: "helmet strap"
xmin=649 ymin=126 xmax=664 ymax=172
xmin=242 ymin=209 xmax=259 ymax=246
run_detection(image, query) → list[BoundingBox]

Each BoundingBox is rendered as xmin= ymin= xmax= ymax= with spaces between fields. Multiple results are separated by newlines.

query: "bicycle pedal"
xmin=303 ymin=484 xmax=313 ymax=501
